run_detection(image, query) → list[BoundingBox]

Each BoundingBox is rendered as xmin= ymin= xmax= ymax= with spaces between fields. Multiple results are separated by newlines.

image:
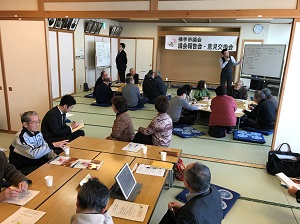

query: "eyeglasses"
xmin=28 ymin=120 xmax=40 ymax=124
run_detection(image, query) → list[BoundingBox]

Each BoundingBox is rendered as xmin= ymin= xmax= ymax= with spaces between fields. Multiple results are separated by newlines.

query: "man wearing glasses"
xmin=9 ymin=111 xmax=68 ymax=175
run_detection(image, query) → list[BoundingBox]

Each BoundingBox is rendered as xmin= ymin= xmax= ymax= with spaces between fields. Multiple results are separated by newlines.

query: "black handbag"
xmin=266 ymin=143 xmax=300 ymax=177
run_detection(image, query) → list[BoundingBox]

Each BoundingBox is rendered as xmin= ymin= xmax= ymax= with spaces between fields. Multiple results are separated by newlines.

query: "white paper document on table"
xmin=4 ymin=189 xmax=39 ymax=206
xmin=1 ymin=207 xmax=46 ymax=224
xmin=276 ymin=172 xmax=300 ymax=190
xmin=135 ymin=164 xmax=166 ymax=177
xmin=122 ymin=143 xmax=144 ymax=153
xmin=108 ymin=199 xmax=149 ymax=222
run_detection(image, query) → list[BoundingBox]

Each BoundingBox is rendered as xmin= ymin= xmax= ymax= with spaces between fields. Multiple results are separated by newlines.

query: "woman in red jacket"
xmin=209 ymin=86 xmax=237 ymax=138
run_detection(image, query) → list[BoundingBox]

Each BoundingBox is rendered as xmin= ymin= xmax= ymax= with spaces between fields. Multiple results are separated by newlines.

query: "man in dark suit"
xmin=93 ymin=71 xmax=112 ymax=97
xmin=142 ymin=70 xmax=162 ymax=104
xmin=241 ymin=90 xmax=276 ymax=130
xmin=95 ymin=78 xmax=114 ymax=105
xmin=41 ymin=95 xmax=85 ymax=152
xmin=126 ymin=68 xmax=139 ymax=84
xmin=116 ymin=43 xmax=127 ymax=83
xmin=160 ymin=162 xmax=223 ymax=224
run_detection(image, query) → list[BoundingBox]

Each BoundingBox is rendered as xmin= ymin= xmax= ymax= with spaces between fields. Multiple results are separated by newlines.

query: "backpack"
xmin=83 ymin=82 xmax=89 ymax=92
xmin=173 ymin=158 xmax=186 ymax=181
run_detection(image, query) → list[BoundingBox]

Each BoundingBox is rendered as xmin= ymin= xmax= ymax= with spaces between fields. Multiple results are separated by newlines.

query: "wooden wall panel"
xmin=159 ymin=38 xmax=237 ymax=83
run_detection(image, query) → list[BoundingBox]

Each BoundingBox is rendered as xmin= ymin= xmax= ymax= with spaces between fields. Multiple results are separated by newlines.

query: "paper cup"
xmin=244 ymin=104 xmax=248 ymax=110
xmin=64 ymin=146 xmax=70 ymax=155
xmin=142 ymin=146 xmax=147 ymax=154
xmin=166 ymin=78 xmax=168 ymax=81
xmin=45 ymin=176 xmax=53 ymax=187
xmin=161 ymin=152 xmax=167 ymax=161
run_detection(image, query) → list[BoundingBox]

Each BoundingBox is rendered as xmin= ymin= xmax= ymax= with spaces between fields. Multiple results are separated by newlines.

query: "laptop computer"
xmin=110 ymin=163 xmax=142 ymax=202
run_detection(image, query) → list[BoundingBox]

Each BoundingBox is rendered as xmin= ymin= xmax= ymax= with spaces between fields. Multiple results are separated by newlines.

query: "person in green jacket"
xmin=194 ymin=80 xmax=211 ymax=101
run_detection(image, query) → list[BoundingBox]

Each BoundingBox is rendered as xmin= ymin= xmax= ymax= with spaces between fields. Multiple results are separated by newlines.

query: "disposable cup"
xmin=64 ymin=146 xmax=70 ymax=155
xmin=166 ymin=78 xmax=169 ymax=81
xmin=45 ymin=176 xmax=53 ymax=187
xmin=142 ymin=146 xmax=147 ymax=154
xmin=161 ymin=152 xmax=167 ymax=161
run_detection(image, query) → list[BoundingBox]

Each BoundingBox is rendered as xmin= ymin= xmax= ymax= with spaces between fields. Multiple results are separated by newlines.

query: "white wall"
xmin=74 ymin=18 xmax=119 ymax=92
xmin=273 ymin=22 xmax=300 ymax=152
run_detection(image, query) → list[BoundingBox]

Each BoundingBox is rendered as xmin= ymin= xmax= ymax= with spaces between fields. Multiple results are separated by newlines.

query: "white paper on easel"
xmin=276 ymin=172 xmax=300 ymax=190
xmin=1 ymin=207 xmax=46 ymax=224
xmin=4 ymin=189 xmax=40 ymax=206
xmin=108 ymin=199 xmax=149 ymax=222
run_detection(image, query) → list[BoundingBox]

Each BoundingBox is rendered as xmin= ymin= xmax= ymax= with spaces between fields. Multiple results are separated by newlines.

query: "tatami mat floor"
xmin=1 ymin=88 xmax=297 ymax=224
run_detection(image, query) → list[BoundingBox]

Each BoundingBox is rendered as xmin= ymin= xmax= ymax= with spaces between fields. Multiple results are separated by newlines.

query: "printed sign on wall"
xmin=165 ymin=35 xmax=238 ymax=51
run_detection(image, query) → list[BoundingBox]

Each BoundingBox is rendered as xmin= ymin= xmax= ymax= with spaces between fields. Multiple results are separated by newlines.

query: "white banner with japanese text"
xmin=165 ymin=35 xmax=238 ymax=51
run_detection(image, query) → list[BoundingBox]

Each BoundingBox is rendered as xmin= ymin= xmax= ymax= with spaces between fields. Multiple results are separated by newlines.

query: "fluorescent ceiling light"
xmin=130 ymin=18 xmax=159 ymax=21
xmin=236 ymin=18 xmax=273 ymax=21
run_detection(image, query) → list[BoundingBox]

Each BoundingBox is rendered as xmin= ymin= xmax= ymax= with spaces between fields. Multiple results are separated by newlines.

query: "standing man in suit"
xmin=219 ymin=48 xmax=242 ymax=93
xmin=160 ymin=162 xmax=223 ymax=224
xmin=41 ymin=95 xmax=85 ymax=150
xmin=116 ymin=43 xmax=127 ymax=83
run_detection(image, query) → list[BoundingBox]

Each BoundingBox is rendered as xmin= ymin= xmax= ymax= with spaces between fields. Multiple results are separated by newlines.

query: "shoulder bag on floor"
xmin=266 ymin=143 xmax=300 ymax=177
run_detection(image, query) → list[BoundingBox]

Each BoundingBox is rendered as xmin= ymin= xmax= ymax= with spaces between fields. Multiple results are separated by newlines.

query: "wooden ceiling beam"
xmin=0 ymin=9 xmax=299 ymax=19
xmin=150 ymin=0 xmax=158 ymax=11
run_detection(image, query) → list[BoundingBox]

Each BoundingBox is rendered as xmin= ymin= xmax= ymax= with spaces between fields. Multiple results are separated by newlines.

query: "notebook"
xmin=71 ymin=120 xmax=84 ymax=133
xmin=110 ymin=163 xmax=142 ymax=202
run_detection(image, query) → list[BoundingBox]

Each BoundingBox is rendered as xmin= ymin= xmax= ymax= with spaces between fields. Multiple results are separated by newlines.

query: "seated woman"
xmin=194 ymin=80 xmax=211 ymax=101
xmin=209 ymin=86 xmax=237 ymax=138
xmin=133 ymin=96 xmax=173 ymax=147
xmin=183 ymin=84 xmax=197 ymax=103
xmin=95 ymin=78 xmax=113 ymax=105
xmin=106 ymin=96 xmax=135 ymax=142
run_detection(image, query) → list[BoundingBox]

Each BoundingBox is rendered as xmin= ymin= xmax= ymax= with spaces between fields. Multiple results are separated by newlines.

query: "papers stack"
xmin=5 ymin=189 xmax=40 ymax=206
xmin=276 ymin=172 xmax=300 ymax=190
xmin=134 ymin=164 xmax=166 ymax=177
xmin=50 ymin=156 xmax=104 ymax=170
xmin=122 ymin=143 xmax=145 ymax=153
xmin=108 ymin=199 xmax=149 ymax=222
xmin=1 ymin=207 xmax=45 ymax=224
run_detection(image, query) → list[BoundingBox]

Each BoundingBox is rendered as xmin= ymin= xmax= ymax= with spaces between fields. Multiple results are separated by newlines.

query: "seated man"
xmin=227 ymin=80 xmax=248 ymax=100
xmin=167 ymin=87 xmax=199 ymax=125
xmin=41 ymin=95 xmax=85 ymax=149
xmin=10 ymin=111 xmax=68 ymax=175
xmin=122 ymin=77 xmax=148 ymax=108
xmin=0 ymin=151 xmax=31 ymax=201
xmin=126 ymin=68 xmax=139 ymax=84
xmin=133 ymin=96 xmax=173 ymax=147
xmin=142 ymin=70 xmax=162 ymax=104
xmin=95 ymin=78 xmax=114 ymax=105
xmin=93 ymin=71 xmax=112 ymax=96
xmin=71 ymin=178 xmax=113 ymax=224
xmin=154 ymin=70 xmax=167 ymax=96
xmin=160 ymin=162 xmax=223 ymax=224
xmin=262 ymin=88 xmax=278 ymax=114
xmin=241 ymin=90 xmax=276 ymax=130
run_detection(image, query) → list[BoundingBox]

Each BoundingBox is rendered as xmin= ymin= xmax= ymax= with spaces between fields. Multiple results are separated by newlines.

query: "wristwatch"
xmin=22 ymin=179 xmax=32 ymax=185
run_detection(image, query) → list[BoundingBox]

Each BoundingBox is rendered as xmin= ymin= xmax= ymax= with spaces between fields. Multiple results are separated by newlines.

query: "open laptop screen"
xmin=115 ymin=163 xmax=137 ymax=200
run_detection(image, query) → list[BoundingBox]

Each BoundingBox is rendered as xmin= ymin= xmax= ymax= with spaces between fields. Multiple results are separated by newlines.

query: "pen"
xmin=134 ymin=144 xmax=138 ymax=148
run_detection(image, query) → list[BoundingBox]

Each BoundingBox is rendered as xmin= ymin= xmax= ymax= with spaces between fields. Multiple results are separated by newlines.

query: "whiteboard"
xmin=96 ymin=41 xmax=111 ymax=67
xmin=242 ymin=44 xmax=286 ymax=79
